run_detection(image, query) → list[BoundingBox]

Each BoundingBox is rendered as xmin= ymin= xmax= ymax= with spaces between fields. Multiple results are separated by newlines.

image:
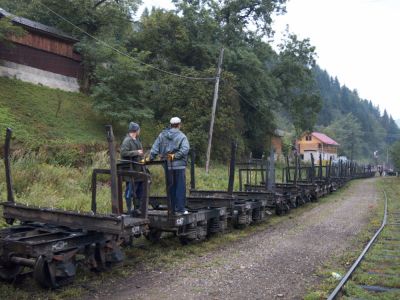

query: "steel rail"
xmin=327 ymin=190 xmax=388 ymax=300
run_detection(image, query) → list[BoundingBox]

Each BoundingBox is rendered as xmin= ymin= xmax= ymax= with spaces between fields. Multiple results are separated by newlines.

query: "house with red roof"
xmin=297 ymin=132 xmax=339 ymax=162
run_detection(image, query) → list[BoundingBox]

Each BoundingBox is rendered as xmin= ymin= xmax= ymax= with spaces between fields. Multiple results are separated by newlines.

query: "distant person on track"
xmin=120 ymin=122 xmax=144 ymax=215
xmin=150 ymin=117 xmax=190 ymax=215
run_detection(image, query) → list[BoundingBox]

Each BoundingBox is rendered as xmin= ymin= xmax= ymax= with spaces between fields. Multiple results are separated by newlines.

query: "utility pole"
xmin=350 ymin=130 xmax=354 ymax=162
xmin=386 ymin=147 xmax=389 ymax=168
xmin=205 ymin=47 xmax=224 ymax=173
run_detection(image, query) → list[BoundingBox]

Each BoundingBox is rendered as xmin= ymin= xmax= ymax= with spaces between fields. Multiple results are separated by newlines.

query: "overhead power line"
xmin=38 ymin=2 xmax=216 ymax=81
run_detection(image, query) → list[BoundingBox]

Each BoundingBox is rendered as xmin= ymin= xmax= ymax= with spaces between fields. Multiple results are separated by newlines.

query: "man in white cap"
xmin=150 ymin=117 xmax=190 ymax=215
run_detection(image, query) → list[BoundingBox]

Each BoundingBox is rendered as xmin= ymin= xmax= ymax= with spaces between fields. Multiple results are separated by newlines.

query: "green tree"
xmin=173 ymin=0 xmax=287 ymax=45
xmin=390 ymin=141 xmax=400 ymax=170
xmin=274 ymin=33 xmax=322 ymax=136
xmin=0 ymin=16 xmax=26 ymax=45
xmin=145 ymin=67 xmax=245 ymax=161
xmin=323 ymin=113 xmax=363 ymax=159
xmin=91 ymin=51 xmax=152 ymax=125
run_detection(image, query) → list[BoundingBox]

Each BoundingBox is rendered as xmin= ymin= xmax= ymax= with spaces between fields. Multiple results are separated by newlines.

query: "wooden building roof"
xmin=0 ymin=8 xmax=78 ymax=43
xmin=311 ymin=132 xmax=339 ymax=146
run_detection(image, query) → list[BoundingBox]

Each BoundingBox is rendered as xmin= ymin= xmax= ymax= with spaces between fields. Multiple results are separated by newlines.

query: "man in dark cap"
xmin=150 ymin=117 xmax=190 ymax=215
xmin=120 ymin=122 xmax=144 ymax=214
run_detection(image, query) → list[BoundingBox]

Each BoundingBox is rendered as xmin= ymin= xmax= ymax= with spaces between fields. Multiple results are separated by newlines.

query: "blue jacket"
xmin=150 ymin=128 xmax=190 ymax=169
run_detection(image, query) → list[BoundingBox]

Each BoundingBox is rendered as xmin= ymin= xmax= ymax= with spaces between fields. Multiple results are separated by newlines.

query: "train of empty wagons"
xmin=0 ymin=127 xmax=375 ymax=288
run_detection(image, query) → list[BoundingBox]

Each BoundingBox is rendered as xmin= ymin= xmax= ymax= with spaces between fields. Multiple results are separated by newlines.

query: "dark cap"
xmin=128 ymin=122 xmax=140 ymax=132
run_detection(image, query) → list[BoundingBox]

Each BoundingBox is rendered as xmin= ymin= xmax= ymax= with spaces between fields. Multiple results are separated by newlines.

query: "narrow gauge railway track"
xmin=328 ymin=187 xmax=400 ymax=299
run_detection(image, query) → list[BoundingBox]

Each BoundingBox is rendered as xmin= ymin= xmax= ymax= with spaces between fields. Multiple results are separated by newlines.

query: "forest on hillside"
xmin=0 ymin=0 xmax=399 ymax=165
xmin=313 ymin=66 xmax=400 ymax=162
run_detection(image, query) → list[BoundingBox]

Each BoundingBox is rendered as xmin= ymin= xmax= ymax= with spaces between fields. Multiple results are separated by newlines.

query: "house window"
xmin=305 ymin=135 xmax=312 ymax=141
xmin=318 ymin=143 xmax=322 ymax=148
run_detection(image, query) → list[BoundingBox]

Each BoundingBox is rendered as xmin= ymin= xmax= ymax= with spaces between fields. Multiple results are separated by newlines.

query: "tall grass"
xmin=0 ymin=152 xmax=111 ymax=225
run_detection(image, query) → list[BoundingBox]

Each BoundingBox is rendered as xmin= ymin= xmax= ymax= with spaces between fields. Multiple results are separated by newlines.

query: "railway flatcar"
xmin=0 ymin=127 xmax=149 ymax=288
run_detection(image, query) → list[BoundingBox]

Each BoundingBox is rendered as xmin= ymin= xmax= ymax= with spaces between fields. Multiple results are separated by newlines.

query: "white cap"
xmin=170 ymin=117 xmax=181 ymax=124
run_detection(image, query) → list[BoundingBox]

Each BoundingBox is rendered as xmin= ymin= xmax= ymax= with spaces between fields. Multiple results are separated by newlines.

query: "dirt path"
xmin=94 ymin=178 xmax=379 ymax=300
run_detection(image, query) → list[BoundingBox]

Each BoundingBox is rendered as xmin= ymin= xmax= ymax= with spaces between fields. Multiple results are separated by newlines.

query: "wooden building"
xmin=297 ymin=132 xmax=339 ymax=162
xmin=0 ymin=8 xmax=82 ymax=91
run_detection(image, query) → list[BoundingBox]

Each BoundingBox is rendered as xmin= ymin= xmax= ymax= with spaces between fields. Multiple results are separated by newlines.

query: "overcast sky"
xmin=138 ymin=0 xmax=400 ymax=120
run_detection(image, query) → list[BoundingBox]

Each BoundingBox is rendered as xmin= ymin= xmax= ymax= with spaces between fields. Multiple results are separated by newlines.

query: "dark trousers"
xmin=168 ymin=169 xmax=186 ymax=213
xmin=125 ymin=181 xmax=143 ymax=212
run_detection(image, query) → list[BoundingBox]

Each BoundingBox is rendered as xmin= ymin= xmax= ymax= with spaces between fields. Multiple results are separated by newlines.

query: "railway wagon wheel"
xmin=305 ymin=194 xmax=312 ymax=203
xmin=208 ymin=215 xmax=228 ymax=235
xmin=311 ymin=193 xmax=319 ymax=202
xmin=33 ymin=255 xmax=76 ymax=289
xmin=208 ymin=217 xmax=222 ymax=235
xmin=145 ymin=228 xmax=162 ymax=243
xmin=252 ymin=207 xmax=263 ymax=223
xmin=179 ymin=221 xmax=207 ymax=245
xmin=94 ymin=240 xmax=124 ymax=271
xmin=179 ymin=223 xmax=197 ymax=245
xmin=219 ymin=215 xmax=228 ymax=233
xmin=0 ymin=262 xmax=22 ymax=282
xmin=306 ymin=194 xmax=312 ymax=202
xmin=275 ymin=202 xmax=290 ymax=216
xmin=259 ymin=208 xmax=266 ymax=221
xmin=233 ymin=210 xmax=252 ymax=229
xmin=196 ymin=220 xmax=207 ymax=241
xmin=289 ymin=196 xmax=297 ymax=209
xmin=275 ymin=204 xmax=283 ymax=216
xmin=296 ymin=195 xmax=306 ymax=207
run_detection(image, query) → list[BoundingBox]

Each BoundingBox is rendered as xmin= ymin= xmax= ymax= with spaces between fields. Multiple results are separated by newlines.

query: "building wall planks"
xmin=9 ymin=31 xmax=81 ymax=61
xmin=0 ymin=42 xmax=82 ymax=78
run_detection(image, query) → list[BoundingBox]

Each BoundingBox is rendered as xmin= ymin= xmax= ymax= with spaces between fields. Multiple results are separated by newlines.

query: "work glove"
xmin=167 ymin=153 xmax=175 ymax=161
xmin=140 ymin=156 xmax=152 ymax=163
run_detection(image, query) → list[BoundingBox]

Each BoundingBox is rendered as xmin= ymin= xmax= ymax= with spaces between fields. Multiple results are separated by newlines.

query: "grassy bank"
xmin=0 ymin=77 xmax=111 ymax=167
xmin=0 ymin=77 xmax=105 ymax=146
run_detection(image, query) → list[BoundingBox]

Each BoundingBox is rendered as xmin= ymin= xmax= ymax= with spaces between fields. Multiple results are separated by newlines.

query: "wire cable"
xmin=38 ymin=2 xmax=216 ymax=81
